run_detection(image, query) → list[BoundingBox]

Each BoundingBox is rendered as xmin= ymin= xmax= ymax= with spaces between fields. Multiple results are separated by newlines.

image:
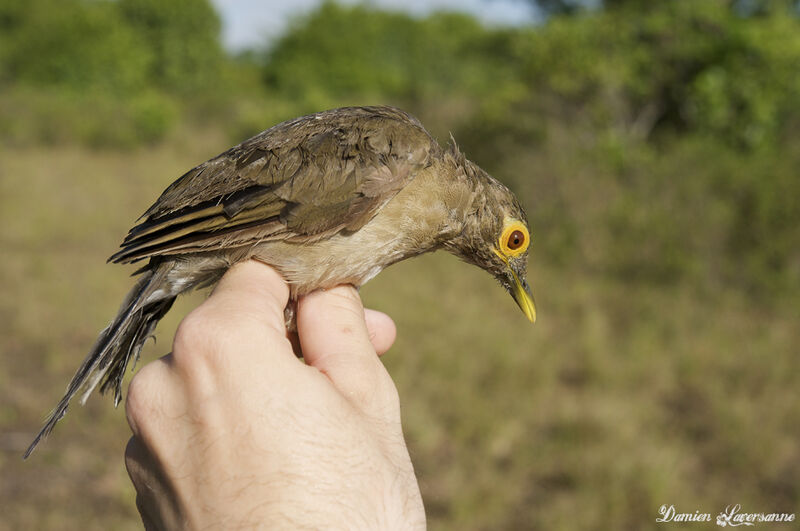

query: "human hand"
xmin=124 ymin=260 xmax=425 ymax=530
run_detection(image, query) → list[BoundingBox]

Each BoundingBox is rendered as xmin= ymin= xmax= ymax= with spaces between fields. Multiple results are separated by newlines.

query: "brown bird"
xmin=25 ymin=105 xmax=535 ymax=458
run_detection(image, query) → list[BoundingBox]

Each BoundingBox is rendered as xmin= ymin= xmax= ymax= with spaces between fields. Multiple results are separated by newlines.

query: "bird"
xmin=25 ymin=105 xmax=535 ymax=458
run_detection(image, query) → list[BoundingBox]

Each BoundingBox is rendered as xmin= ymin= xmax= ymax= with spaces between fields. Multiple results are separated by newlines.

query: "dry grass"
xmin=1 ymin=140 xmax=797 ymax=530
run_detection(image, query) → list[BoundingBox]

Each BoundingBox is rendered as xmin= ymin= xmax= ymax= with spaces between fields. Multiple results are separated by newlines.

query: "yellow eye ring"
xmin=498 ymin=221 xmax=529 ymax=258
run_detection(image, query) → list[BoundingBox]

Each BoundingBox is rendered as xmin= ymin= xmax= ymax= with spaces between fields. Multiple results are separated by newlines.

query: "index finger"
xmin=168 ymin=259 xmax=295 ymax=393
xmin=206 ymin=259 xmax=290 ymax=335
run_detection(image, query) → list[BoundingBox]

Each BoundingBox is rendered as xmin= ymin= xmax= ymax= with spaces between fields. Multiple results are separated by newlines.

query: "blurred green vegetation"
xmin=2 ymin=0 xmax=799 ymax=295
xmin=1 ymin=0 xmax=798 ymax=529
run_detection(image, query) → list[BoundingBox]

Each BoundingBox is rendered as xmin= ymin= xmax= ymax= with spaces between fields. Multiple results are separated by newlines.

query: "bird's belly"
xmin=249 ymin=233 xmax=408 ymax=299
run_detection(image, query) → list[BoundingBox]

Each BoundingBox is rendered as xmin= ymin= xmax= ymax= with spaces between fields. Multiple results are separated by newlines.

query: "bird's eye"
xmin=498 ymin=221 xmax=530 ymax=257
xmin=507 ymin=230 xmax=525 ymax=250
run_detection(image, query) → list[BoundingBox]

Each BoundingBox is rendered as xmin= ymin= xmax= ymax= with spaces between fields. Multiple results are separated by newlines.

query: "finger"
xmin=125 ymin=436 xmax=183 ymax=531
xmin=171 ymin=259 xmax=295 ymax=372
xmin=206 ymin=259 xmax=290 ymax=334
xmin=296 ymin=286 xmax=394 ymax=410
xmin=125 ymin=436 xmax=158 ymax=501
xmin=125 ymin=356 xmax=181 ymax=441
xmin=364 ymin=309 xmax=396 ymax=356
xmin=289 ymin=309 xmax=393 ymax=358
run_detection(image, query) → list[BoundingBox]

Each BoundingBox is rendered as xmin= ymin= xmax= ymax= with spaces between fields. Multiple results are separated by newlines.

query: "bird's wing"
xmin=109 ymin=107 xmax=438 ymax=264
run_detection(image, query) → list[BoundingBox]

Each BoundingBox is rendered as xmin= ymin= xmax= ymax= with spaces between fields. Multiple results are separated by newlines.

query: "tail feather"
xmin=24 ymin=264 xmax=176 ymax=459
xmin=97 ymin=296 xmax=175 ymax=406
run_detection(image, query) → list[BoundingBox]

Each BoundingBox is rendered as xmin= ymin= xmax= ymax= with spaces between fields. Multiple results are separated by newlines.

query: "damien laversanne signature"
xmin=657 ymin=504 xmax=796 ymax=526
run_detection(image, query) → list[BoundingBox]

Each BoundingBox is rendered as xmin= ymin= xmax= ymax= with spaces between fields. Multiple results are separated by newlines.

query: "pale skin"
xmin=124 ymin=260 xmax=426 ymax=530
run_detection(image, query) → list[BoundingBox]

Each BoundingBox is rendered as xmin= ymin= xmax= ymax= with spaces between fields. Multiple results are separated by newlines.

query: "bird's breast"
xmin=250 ymin=232 xmax=408 ymax=298
xmin=250 ymin=169 xmax=461 ymax=298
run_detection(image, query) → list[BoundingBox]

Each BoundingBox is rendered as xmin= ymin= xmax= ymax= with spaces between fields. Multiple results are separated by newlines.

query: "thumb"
xmin=296 ymin=286 xmax=398 ymax=414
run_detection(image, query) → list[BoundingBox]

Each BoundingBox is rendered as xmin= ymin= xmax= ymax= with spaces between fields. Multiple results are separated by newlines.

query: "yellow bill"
xmin=510 ymin=269 xmax=536 ymax=323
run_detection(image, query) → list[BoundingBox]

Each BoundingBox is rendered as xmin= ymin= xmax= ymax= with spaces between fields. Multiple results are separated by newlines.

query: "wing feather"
xmin=110 ymin=106 xmax=438 ymax=264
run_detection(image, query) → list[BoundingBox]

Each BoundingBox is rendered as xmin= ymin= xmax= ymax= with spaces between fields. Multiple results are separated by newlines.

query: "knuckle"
xmin=172 ymin=305 xmax=279 ymax=399
xmin=173 ymin=308 xmax=217 ymax=356
xmin=337 ymin=358 xmax=399 ymax=413
xmin=335 ymin=361 xmax=376 ymax=403
xmin=173 ymin=305 xmax=270 ymax=371
xmin=125 ymin=363 xmax=162 ymax=435
xmin=345 ymin=377 xmax=378 ymax=407
xmin=173 ymin=308 xmax=236 ymax=371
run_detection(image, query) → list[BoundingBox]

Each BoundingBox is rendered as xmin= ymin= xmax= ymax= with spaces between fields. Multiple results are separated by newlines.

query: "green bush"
xmin=117 ymin=0 xmax=225 ymax=93
xmin=0 ymin=0 xmax=151 ymax=92
xmin=262 ymin=3 xmax=519 ymax=112
xmin=510 ymin=1 xmax=800 ymax=149
xmin=0 ymin=87 xmax=177 ymax=148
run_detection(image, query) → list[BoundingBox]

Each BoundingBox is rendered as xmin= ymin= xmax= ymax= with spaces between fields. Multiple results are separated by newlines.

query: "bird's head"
xmin=444 ymin=153 xmax=536 ymax=324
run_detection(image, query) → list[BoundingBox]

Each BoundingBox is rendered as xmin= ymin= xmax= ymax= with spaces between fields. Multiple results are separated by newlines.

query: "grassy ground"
xmin=0 ymin=140 xmax=797 ymax=530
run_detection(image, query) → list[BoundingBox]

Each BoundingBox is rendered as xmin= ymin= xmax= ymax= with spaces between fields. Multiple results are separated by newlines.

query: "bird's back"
xmin=110 ymin=106 xmax=441 ymax=264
